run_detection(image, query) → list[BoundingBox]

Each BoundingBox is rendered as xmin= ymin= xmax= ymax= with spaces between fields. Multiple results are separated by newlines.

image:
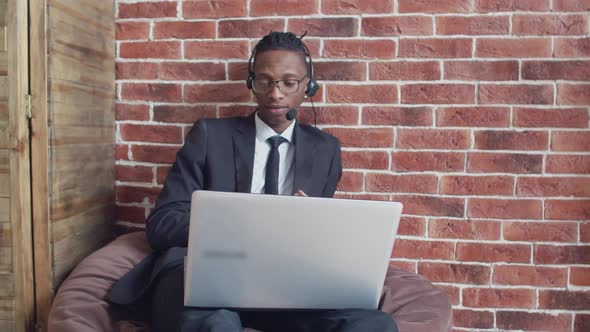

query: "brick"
xmin=445 ymin=61 xmax=518 ymax=81
xmin=342 ymin=151 xmax=388 ymax=170
xmin=582 ymin=223 xmax=590 ymax=242
xmin=397 ymin=129 xmax=470 ymax=150
xmin=399 ymin=38 xmax=472 ymax=58
xmin=322 ymin=0 xmax=393 ymax=14
xmin=475 ymin=0 xmax=550 ymax=12
xmin=182 ymin=0 xmax=246 ymax=18
xmin=116 ymin=22 xmax=149 ymax=40
xmin=453 ymin=309 xmax=494 ymax=329
xmin=153 ymin=105 xmax=217 ymax=124
xmin=437 ymin=16 xmax=509 ymax=35
xmin=463 ymin=288 xmax=536 ymax=308
xmin=552 ymin=131 xmax=590 ymax=152
xmin=116 ymin=62 xmax=158 ymax=80
xmin=336 ymin=172 xmax=363 ymax=192
xmin=218 ymin=19 xmax=285 ymax=38
xmin=185 ymin=83 xmax=250 ymax=103
xmin=336 ymin=193 xmax=390 ymax=201
xmin=227 ymin=62 xmax=249 ymax=81
xmin=555 ymin=37 xmax=590 ymax=57
xmin=156 ymin=166 xmax=171 ymax=185
xmin=571 ymin=267 xmax=590 ymax=286
xmin=116 ymin=205 xmax=147 ymax=224
xmin=361 ymin=16 xmax=433 ymax=36
xmin=314 ymin=62 xmax=366 ymax=81
xmin=323 ymin=128 xmax=393 ymax=148
xmin=288 ymin=18 xmax=357 ymax=37
xmin=323 ymin=40 xmax=395 ymax=59
xmin=513 ymin=14 xmax=588 ymax=36
xmin=120 ymin=41 xmax=181 ymax=59
xmin=539 ymin=290 xmax=590 ymax=310
xmin=392 ymin=152 xmax=465 ymax=172
xmin=185 ymin=41 xmax=249 ymax=59
xmin=159 ymin=62 xmax=225 ymax=81
xmin=479 ymin=84 xmax=553 ymax=105
xmin=327 ymin=84 xmax=397 ymax=104
xmin=121 ymin=83 xmax=181 ymax=102
xmin=546 ymin=155 xmax=590 ymax=174
xmin=546 ymin=199 xmax=590 ymax=220
xmin=154 ymin=21 xmax=216 ymax=39
xmin=558 ymin=83 xmax=590 ymax=106
xmin=474 ymin=130 xmax=548 ymax=150
xmin=497 ymin=312 xmax=572 ymax=332
xmin=457 ymin=243 xmax=531 ymax=263
xmin=402 ymin=84 xmax=475 ymax=104
xmin=120 ymin=124 xmax=183 ymax=144
xmin=523 ymin=61 xmax=590 ymax=81
xmin=115 ymin=103 xmax=150 ymax=121
xmin=513 ymin=107 xmax=589 ymax=128
xmin=505 ymin=221 xmax=577 ymax=242
xmin=429 ymin=219 xmax=501 ymax=240
xmin=370 ymin=61 xmax=440 ymax=80
xmin=390 ymin=260 xmax=416 ymax=273
xmin=437 ymin=107 xmax=510 ymax=127
xmin=116 ymin=145 xmax=129 ymax=161
xmin=554 ymin=0 xmax=590 ymax=11
xmin=468 ymin=152 xmax=543 ymax=174
xmin=118 ymin=2 xmax=177 ymax=18
xmin=534 ymin=245 xmax=590 ymax=264
xmin=392 ymin=195 xmax=464 ymax=217
xmin=418 ymin=262 xmax=490 ymax=285
xmin=576 ymin=315 xmax=590 ymax=332
xmin=116 ymin=186 xmax=161 ymax=205
xmin=131 ymin=145 xmax=179 ymax=164
xmin=468 ymin=198 xmax=542 ymax=219
xmin=115 ymin=165 xmax=153 ymax=183
xmin=362 ymin=107 xmax=432 ymax=126
xmin=477 ymin=38 xmax=551 ymax=57
xmin=392 ymin=239 xmax=455 ymax=260
xmin=299 ymin=106 xmax=358 ymax=126
xmin=517 ymin=177 xmax=590 ymax=197
xmin=494 ymin=265 xmax=567 ymax=287
xmin=366 ymin=174 xmax=437 ymax=194
xmin=219 ymin=106 xmax=256 ymax=118
xmin=440 ymin=175 xmax=514 ymax=196
xmin=438 ymin=285 xmax=460 ymax=305
xmin=399 ymin=0 xmax=470 ymax=13
xmin=398 ymin=216 xmax=426 ymax=236
xmin=251 ymin=0 xmax=318 ymax=16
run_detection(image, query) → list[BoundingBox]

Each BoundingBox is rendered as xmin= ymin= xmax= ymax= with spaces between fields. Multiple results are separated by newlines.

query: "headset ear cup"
xmin=246 ymin=73 xmax=254 ymax=90
xmin=305 ymin=79 xmax=319 ymax=98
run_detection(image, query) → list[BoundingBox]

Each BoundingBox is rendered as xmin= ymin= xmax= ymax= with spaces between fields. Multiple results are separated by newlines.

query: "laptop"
xmin=184 ymin=190 xmax=403 ymax=310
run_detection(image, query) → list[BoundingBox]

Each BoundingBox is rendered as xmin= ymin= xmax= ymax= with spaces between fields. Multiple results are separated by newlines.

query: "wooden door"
xmin=0 ymin=0 xmax=35 ymax=331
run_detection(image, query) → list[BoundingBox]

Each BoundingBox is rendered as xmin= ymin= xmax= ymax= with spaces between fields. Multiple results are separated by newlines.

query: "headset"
xmin=246 ymin=38 xmax=319 ymax=98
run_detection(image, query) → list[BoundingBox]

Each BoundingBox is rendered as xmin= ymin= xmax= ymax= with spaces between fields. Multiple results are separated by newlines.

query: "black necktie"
xmin=265 ymin=135 xmax=287 ymax=195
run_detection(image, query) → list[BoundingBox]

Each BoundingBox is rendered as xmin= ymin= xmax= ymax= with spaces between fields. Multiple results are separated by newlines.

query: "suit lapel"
xmin=233 ymin=114 xmax=256 ymax=193
xmin=292 ymin=124 xmax=317 ymax=194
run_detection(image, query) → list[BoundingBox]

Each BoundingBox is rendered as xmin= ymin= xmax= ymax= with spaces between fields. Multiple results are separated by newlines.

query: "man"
xmin=109 ymin=31 xmax=397 ymax=332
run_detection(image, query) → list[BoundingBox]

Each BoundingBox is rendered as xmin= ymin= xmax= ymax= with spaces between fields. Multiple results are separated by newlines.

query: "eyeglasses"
xmin=252 ymin=76 xmax=308 ymax=95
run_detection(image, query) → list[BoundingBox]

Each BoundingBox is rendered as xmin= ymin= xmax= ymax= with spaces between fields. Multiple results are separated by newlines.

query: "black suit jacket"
xmin=108 ymin=113 xmax=342 ymax=309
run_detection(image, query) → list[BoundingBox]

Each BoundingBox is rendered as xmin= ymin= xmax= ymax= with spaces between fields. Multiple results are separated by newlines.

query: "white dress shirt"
xmin=250 ymin=112 xmax=296 ymax=195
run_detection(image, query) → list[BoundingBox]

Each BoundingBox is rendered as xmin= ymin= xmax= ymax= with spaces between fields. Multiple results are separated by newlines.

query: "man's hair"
xmin=253 ymin=31 xmax=308 ymax=67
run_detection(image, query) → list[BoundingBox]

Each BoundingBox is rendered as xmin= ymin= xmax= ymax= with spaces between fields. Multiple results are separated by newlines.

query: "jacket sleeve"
xmin=321 ymin=139 xmax=343 ymax=198
xmin=146 ymin=120 xmax=208 ymax=251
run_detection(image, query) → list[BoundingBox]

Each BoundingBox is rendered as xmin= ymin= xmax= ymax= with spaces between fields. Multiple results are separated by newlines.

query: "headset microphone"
xmin=285 ymin=109 xmax=297 ymax=121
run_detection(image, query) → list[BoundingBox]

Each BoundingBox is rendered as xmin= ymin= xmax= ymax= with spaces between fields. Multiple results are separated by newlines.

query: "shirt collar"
xmin=254 ymin=111 xmax=296 ymax=144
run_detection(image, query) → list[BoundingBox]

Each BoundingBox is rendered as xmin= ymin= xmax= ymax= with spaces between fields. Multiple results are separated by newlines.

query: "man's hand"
xmin=294 ymin=190 xmax=307 ymax=196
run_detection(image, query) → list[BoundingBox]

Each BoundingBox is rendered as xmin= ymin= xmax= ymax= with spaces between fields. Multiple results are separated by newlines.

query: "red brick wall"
xmin=115 ymin=1 xmax=590 ymax=330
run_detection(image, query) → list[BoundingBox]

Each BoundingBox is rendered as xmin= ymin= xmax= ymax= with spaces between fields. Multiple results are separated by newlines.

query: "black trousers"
xmin=151 ymin=265 xmax=398 ymax=332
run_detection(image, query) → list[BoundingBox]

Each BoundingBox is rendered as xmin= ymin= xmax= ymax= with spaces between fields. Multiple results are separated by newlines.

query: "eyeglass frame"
xmin=251 ymin=75 xmax=309 ymax=95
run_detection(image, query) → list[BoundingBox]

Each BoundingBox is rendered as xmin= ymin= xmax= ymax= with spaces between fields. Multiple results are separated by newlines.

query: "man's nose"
xmin=267 ymin=83 xmax=284 ymax=99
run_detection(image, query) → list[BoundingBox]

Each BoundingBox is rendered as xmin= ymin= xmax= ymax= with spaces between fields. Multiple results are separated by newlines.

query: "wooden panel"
xmin=0 ymin=298 xmax=14 ymax=320
xmin=44 ymin=0 xmax=116 ymax=313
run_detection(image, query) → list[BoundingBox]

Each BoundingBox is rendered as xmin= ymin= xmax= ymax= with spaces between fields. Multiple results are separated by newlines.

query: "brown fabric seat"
xmin=48 ymin=232 xmax=452 ymax=332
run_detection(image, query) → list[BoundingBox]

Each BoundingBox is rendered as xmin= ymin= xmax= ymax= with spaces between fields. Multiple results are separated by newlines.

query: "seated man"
xmin=109 ymin=31 xmax=397 ymax=331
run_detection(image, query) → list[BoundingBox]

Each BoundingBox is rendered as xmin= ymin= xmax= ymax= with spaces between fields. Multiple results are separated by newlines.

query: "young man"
xmin=109 ymin=32 xmax=397 ymax=332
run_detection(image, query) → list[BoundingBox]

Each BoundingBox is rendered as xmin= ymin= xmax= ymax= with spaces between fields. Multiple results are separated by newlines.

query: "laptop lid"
xmin=184 ymin=190 xmax=402 ymax=310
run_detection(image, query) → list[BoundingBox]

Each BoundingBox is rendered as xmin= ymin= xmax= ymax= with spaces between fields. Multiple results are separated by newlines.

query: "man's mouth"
xmin=265 ymin=106 xmax=289 ymax=114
